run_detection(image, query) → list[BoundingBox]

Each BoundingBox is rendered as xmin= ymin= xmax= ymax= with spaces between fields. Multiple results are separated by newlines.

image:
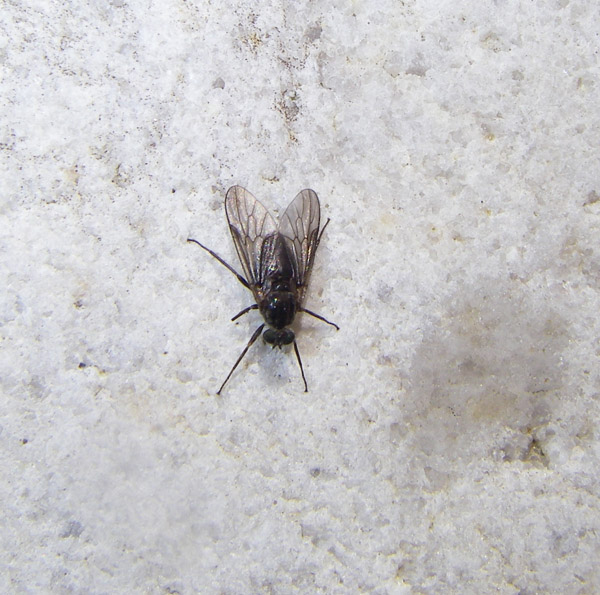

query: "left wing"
xmin=278 ymin=189 xmax=322 ymax=305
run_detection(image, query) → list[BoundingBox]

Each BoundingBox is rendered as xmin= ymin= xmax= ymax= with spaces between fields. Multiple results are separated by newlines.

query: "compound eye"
xmin=263 ymin=328 xmax=295 ymax=346
xmin=263 ymin=329 xmax=277 ymax=344
xmin=280 ymin=329 xmax=295 ymax=345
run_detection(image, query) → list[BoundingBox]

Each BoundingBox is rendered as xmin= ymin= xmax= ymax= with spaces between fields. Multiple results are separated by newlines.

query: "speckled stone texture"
xmin=1 ymin=1 xmax=599 ymax=593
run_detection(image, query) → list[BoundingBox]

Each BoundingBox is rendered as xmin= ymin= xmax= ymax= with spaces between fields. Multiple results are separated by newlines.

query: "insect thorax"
xmin=261 ymin=287 xmax=297 ymax=329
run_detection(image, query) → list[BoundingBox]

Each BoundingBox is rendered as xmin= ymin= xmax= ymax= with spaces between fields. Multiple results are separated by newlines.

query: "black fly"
xmin=188 ymin=185 xmax=339 ymax=394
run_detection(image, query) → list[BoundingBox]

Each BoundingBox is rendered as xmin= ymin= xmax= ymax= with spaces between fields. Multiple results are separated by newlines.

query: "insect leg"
xmin=292 ymin=340 xmax=309 ymax=393
xmin=217 ymin=323 xmax=265 ymax=395
xmin=300 ymin=308 xmax=339 ymax=330
xmin=187 ymin=238 xmax=250 ymax=289
xmin=231 ymin=304 xmax=259 ymax=322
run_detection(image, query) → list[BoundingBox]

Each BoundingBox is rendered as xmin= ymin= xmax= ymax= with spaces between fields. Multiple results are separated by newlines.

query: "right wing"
xmin=225 ymin=186 xmax=277 ymax=297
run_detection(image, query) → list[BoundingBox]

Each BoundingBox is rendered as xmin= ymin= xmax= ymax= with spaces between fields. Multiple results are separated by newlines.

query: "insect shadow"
xmin=188 ymin=185 xmax=339 ymax=394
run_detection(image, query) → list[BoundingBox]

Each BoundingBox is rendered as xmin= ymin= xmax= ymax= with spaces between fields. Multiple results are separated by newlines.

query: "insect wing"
xmin=278 ymin=189 xmax=321 ymax=304
xmin=225 ymin=186 xmax=278 ymax=293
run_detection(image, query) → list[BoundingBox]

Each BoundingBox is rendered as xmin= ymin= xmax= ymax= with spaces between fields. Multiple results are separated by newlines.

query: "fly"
xmin=188 ymin=185 xmax=339 ymax=394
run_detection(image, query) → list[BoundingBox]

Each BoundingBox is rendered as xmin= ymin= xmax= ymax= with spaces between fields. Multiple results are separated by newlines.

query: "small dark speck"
xmin=310 ymin=467 xmax=321 ymax=477
xmin=212 ymin=77 xmax=225 ymax=89
xmin=171 ymin=188 xmax=176 ymax=194
xmin=78 ymin=362 xmax=87 ymax=369
xmin=305 ymin=24 xmax=322 ymax=42
xmin=584 ymin=190 xmax=599 ymax=206
xmin=61 ymin=520 xmax=84 ymax=538
xmin=21 ymin=438 xmax=28 ymax=444
xmin=406 ymin=62 xmax=428 ymax=77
